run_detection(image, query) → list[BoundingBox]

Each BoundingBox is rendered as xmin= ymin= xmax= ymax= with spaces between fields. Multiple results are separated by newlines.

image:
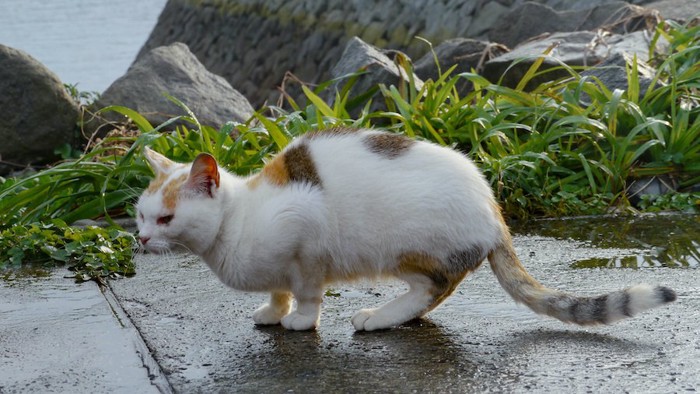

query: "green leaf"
xmin=254 ymin=113 xmax=289 ymax=151
xmin=98 ymin=105 xmax=154 ymax=132
xmin=302 ymin=85 xmax=336 ymax=118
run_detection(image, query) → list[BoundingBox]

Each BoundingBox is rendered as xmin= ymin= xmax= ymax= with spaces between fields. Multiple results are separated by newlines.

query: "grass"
xmin=0 ymin=19 xmax=698 ymax=277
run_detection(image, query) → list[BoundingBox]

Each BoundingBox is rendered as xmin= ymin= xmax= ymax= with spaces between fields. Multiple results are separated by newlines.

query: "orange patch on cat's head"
xmin=146 ymin=173 xmax=169 ymax=195
xmin=161 ymin=174 xmax=188 ymax=210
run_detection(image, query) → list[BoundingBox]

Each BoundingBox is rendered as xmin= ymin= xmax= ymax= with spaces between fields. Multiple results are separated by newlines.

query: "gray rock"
xmin=627 ymin=175 xmax=678 ymax=206
xmin=415 ymin=38 xmax=508 ymax=79
xmin=490 ymin=1 xmax=652 ymax=48
xmin=580 ymin=53 xmax=659 ymax=102
xmin=95 ymin=42 xmax=254 ymax=131
xmin=414 ymin=38 xmax=508 ymax=94
xmin=542 ymin=0 xmax=649 ymax=10
xmin=646 ymin=0 xmax=700 ymax=23
xmin=467 ymin=1 xmax=512 ymax=39
xmin=136 ymin=0 xmax=676 ymax=108
xmin=483 ymin=31 xmax=660 ymax=89
xmin=329 ymin=37 xmax=423 ymax=113
xmin=0 ymin=44 xmax=79 ymax=175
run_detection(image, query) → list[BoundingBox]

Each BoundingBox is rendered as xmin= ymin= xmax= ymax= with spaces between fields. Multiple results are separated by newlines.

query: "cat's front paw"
xmin=351 ymin=308 xmax=391 ymax=331
xmin=280 ymin=311 xmax=319 ymax=331
xmin=252 ymin=303 xmax=288 ymax=326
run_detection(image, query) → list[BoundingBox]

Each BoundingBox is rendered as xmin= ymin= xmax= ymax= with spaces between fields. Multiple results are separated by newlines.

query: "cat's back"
xmin=242 ymin=128 xmax=502 ymax=265
xmin=297 ymin=128 xmax=501 ymax=256
xmin=297 ymin=128 xmax=492 ymax=201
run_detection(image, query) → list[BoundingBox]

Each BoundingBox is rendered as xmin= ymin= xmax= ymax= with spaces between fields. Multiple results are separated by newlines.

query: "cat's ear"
xmin=185 ymin=153 xmax=220 ymax=198
xmin=144 ymin=147 xmax=175 ymax=175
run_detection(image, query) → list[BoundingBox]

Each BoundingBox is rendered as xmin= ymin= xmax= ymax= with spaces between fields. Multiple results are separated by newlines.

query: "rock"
xmin=541 ymin=0 xmax=649 ymax=11
xmin=414 ymin=39 xmax=507 ymax=80
xmin=490 ymin=2 xmax=654 ymax=49
xmin=127 ymin=0 xmax=507 ymax=107
xmin=136 ymin=0 xmax=682 ymax=108
xmin=580 ymin=53 xmax=659 ymax=102
xmin=414 ymin=38 xmax=508 ymax=95
xmin=328 ymin=37 xmax=423 ymax=113
xmin=0 ymin=44 xmax=80 ymax=175
xmin=646 ymin=0 xmax=700 ymax=23
xmin=467 ymin=1 xmax=512 ymax=39
xmin=627 ymin=175 xmax=678 ymax=207
xmin=95 ymin=42 xmax=254 ymax=132
xmin=483 ymin=31 xmax=662 ymax=89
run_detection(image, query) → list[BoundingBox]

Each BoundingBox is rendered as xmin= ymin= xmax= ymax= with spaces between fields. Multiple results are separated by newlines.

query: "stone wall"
xmin=137 ymin=0 xmax=662 ymax=106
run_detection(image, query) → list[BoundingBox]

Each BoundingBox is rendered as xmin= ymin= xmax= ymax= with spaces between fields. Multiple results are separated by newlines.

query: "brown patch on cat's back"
xmin=284 ymin=143 xmax=322 ymax=186
xmin=258 ymin=143 xmax=322 ymax=188
xmin=364 ymin=133 xmax=415 ymax=159
xmin=161 ymin=174 xmax=188 ymax=210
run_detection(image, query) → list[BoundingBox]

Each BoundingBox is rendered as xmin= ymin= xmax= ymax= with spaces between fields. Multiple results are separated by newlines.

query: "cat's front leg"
xmin=253 ymin=292 xmax=292 ymax=325
xmin=280 ymin=288 xmax=323 ymax=331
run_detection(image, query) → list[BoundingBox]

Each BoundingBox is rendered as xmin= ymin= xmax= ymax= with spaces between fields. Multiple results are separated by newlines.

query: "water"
xmin=513 ymin=213 xmax=700 ymax=269
xmin=0 ymin=0 xmax=167 ymax=94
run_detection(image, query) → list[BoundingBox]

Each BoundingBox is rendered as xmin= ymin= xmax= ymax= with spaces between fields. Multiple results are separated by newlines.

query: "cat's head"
xmin=136 ymin=148 xmax=224 ymax=255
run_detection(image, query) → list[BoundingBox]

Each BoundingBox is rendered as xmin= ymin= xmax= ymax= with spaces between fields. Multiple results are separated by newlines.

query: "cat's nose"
xmin=139 ymin=236 xmax=150 ymax=245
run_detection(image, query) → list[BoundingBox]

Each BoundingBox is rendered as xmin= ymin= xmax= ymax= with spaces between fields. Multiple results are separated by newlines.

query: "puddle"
xmin=512 ymin=213 xmax=700 ymax=269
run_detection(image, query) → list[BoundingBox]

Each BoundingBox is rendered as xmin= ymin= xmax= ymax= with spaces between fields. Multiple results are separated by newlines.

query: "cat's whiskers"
xmin=169 ymin=241 xmax=196 ymax=256
xmin=132 ymin=242 xmax=146 ymax=257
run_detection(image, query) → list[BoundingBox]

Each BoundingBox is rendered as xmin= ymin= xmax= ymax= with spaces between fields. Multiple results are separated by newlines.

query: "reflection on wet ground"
xmin=512 ymin=213 xmax=700 ymax=269
xmin=1 ymin=265 xmax=52 ymax=281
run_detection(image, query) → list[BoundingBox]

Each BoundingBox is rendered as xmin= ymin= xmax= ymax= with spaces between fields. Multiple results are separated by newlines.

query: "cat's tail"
xmin=487 ymin=230 xmax=676 ymax=325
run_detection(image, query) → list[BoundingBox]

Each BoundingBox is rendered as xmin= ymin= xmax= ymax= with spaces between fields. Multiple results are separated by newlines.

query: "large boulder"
xmin=483 ymin=30 xmax=664 ymax=89
xmin=136 ymin=0 xmax=686 ymax=107
xmin=95 ymin=42 xmax=254 ymax=131
xmin=329 ymin=37 xmax=423 ymax=113
xmin=0 ymin=44 xmax=80 ymax=175
xmin=414 ymin=38 xmax=508 ymax=95
xmin=580 ymin=53 xmax=659 ymax=99
xmin=646 ymin=0 xmax=700 ymax=23
xmin=489 ymin=2 xmax=654 ymax=49
xmin=465 ymin=2 xmax=512 ymax=39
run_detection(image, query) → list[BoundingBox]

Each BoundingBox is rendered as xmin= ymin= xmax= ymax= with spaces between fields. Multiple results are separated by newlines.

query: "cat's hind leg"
xmin=253 ymin=291 xmax=292 ymax=325
xmin=351 ymin=273 xmax=441 ymax=331
xmin=351 ymin=252 xmax=475 ymax=331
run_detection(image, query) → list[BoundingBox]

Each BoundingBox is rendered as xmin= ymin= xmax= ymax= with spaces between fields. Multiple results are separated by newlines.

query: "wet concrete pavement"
xmin=2 ymin=228 xmax=699 ymax=393
xmin=0 ymin=269 xmax=162 ymax=393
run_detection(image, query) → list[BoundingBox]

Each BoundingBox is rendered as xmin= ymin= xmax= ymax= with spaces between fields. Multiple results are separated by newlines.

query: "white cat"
xmin=136 ymin=128 xmax=676 ymax=331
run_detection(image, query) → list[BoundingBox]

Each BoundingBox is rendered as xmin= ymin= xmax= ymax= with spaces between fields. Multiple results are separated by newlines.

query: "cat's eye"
xmin=139 ymin=212 xmax=144 ymax=221
xmin=157 ymin=215 xmax=174 ymax=225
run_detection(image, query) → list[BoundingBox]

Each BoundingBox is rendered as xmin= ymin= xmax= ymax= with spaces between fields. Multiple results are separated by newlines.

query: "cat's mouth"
xmin=141 ymin=240 xmax=172 ymax=255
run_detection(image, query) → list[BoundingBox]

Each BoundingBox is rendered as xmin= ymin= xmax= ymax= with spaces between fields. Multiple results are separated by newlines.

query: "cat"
xmin=136 ymin=128 xmax=676 ymax=331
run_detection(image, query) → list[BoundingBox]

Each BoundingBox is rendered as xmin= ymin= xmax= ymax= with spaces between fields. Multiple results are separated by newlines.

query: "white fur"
xmin=136 ymin=130 xmax=504 ymax=331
